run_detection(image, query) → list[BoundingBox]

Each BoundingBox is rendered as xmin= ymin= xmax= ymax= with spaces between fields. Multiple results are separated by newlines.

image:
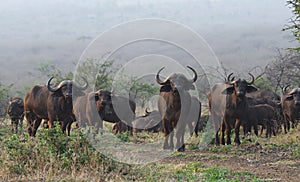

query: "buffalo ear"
xmin=222 ymin=86 xmax=234 ymax=95
xmin=160 ymin=84 xmax=172 ymax=92
xmin=189 ymin=84 xmax=195 ymax=90
xmin=285 ymin=95 xmax=294 ymax=101
xmin=246 ymin=86 xmax=258 ymax=93
xmin=88 ymin=92 xmax=97 ymax=101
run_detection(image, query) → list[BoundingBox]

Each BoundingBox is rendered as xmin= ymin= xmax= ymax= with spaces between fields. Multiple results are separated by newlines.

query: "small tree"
xmin=75 ymin=58 xmax=115 ymax=90
xmin=283 ymin=0 xmax=300 ymax=51
xmin=265 ymin=50 xmax=300 ymax=92
xmin=0 ymin=82 xmax=13 ymax=118
xmin=36 ymin=61 xmax=73 ymax=82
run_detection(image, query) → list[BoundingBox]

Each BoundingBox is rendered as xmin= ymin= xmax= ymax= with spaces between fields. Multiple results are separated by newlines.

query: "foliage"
xmin=253 ymin=76 xmax=275 ymax=91
xmin=115 ymin=132 xmax=129 ymax=142
xmin=75 ymin=58 xmax=115 ymax=90
xmin=0 ymin=82 xmax=13 ymax=117
xmin=265 ymin=50 xmax=300 ymax=92
xmin=283 ymin=0 xmax=300 ymax=51
xmin=36 ymin=61 xmax=73 ymax=81
xmin=0 ymin=124 xmax=131 ymax=181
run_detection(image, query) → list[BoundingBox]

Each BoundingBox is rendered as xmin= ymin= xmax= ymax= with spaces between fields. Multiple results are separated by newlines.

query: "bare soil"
xmin=162 ymin=143 xmax=300 ymax=181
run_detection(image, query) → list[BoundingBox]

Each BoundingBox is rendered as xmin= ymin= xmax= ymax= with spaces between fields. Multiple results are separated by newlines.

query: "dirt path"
xmin=162 ymin=144 xmax=300 ymax=181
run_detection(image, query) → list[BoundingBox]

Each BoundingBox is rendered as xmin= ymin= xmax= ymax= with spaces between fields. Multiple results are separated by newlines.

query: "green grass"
xmin=203 ymin=167 xmax=263 ymax=182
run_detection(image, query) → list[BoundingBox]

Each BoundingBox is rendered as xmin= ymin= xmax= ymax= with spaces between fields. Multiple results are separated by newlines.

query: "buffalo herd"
xmin=5 ymin=66 xmax=300 ymax=151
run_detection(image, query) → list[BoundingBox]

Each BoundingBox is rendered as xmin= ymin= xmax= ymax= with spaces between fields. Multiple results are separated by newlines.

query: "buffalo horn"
xmin=73 ymin=77 xmax=89 ymax=90
xmin=145 ymin=108 xmax=151 ymax=115
xmin=246 ymin=73 xmax=255 ymax=85
xmin=47 ymin=77 xmax=60 ymax=92
xmin=283 ymin=85 xmax=290 ymax=93
xmin=187 ymin=66 xmax=198 ymax=83
xmin=156 ymin=67 xmax=167 ymax=85
xmin=227 ymin=73 xmax=234 ymax=83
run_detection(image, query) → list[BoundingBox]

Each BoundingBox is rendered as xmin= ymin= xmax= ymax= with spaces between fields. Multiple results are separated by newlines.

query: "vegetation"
xmin=284 ymin=0 xmax=300 ymax=51
xmin=0 ymin=119 xmax=299 ymax=181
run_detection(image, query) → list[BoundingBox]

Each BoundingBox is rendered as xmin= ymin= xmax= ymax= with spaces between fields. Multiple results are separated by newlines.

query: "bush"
xmin=0 ymin=124 xmax=131 ymax=181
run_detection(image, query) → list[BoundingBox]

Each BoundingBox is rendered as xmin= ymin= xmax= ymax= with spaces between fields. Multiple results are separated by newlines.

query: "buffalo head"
xmin=47 ymin=77 xmax=88 ymax=100
xmin=93 ymin=89 xmax=112 ymax=112
xmin=156 ymin=66 xmax=197 ymax=92
xmin=222 ymin=73 xmax=257 ymax=97
xmin=284 ymin=88 xmax=300 ymax=106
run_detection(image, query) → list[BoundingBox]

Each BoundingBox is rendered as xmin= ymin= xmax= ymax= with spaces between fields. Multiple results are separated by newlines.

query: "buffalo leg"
xmin=215 ymin=129 xmax=220 ymax=146
xmin=163 ymin=119 xmax=173 ymax=150
xmin=66 ymin=121 xmax=73 ymax=136
xmin=234 ymin=119 xmax=241 ymax=146
xmin=176 ymin=121 xmax=185 ymax=152
xmin=32 ymin=118 xmax=42 ymax=137
xmin=221 ymin=121 xmax=227 ymax=145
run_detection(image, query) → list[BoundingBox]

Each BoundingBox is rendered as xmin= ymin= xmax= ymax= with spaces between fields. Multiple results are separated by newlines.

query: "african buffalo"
xmin=156 ymin=66 xmax=197 ymax=151
xmin=281 ymin=86 xmax=300 ymax=133
xmin=74 ymin=89 xmax=136 ymax=134
xmin=7 ymin=97 xmax=24 ymax=134
xmin=73 ymin=90 xmax=111 ymax=131
xmin=247 ymin=104 xmax=276 ymax=138
xmin=209 ymin=73 xmax=257 ymax=145
xmin=246 ymin=89 xmax=281 ymax=101
xmin=132 ymin=109 xmax=162 ymax=133
xmin=24 ymin=77 xmax=88 ymax=136
xmin=246 ymin=96 xmax=282 ymax=135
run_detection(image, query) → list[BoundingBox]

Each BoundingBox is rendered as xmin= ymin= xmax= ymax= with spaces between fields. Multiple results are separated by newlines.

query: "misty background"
xmin=0 ymin=0 xmax=297 ymax=90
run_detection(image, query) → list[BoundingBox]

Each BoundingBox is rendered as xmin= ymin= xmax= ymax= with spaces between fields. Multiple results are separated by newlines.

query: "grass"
xmin=0 ymin=118 xmax=299 ymax=181
xmin=203 ymin=167 xmax=264 ymax=182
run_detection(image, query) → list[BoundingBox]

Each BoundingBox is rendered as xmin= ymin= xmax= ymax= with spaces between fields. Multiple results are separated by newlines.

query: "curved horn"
xmin=156 ymin=67 xmax=167 ymax=85
xmin=145 ymin=108 xmax=151 ymax=115
xmin=283 ymin=84 xmax=290 ymax=93
xmin=47 ymin=77 xmax=59 ymax=92
xmin=187 ymin=66 xmax=197 ymax=83
xmin=288 ymin=88 xmax=296 ymax=95
xmin=246 ymin=73 xmax=255 ymax=85
xmin=73 ymin=77 xmax=89 ymax=90
xmin=227 ymin=73 xmax=233 ymax=83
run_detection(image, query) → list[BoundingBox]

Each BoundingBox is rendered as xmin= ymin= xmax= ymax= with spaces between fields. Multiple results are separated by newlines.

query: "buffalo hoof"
xmin=177 ymin=145 xmax=185 ymax=152
xmin=235 ymin=141 xmax=241 ymax=146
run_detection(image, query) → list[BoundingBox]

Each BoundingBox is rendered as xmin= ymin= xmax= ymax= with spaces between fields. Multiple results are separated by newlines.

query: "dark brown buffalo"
xmin=7 ymin=97 xmax=24 ymax=134
xmin=247 ymin=104 xmax=276 ymax=138
xmin=246 ymin=97 xmax=282 ymax=135
xmin=209 ymin=73 xmax=257 ymax=145
xmin=73 ymin=90 xmax=111 ymax=130
xmin=100 ymin=92 xmax=136 ymax=134
xmin=74 ymin=89 xmax=136 ymax=134
xmin=246 ymin=89 xmax=281 ymax=101
xmin=281 ymin=86 xmax=300 ymax=133
xmin=24 ymin=77 xmax=88 ymax=136
xmin=156 ymin=66 xmax=197 ymax=151
xmin=132 ymin=109 xmax=162 ymax=133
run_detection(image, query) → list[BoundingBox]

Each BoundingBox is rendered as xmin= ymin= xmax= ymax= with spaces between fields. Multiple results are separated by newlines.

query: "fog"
xmin=0 ymin=0 xmax=297 ymax=88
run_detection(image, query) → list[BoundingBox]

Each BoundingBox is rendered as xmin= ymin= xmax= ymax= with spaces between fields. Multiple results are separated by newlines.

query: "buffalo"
xmin=209 ymin=73 xmax=257 ymax=145
xmin=246 ymin=96 xmax=282 ymax=135
xmin=7 ymin=97 xmax=24 ymax=134
xmin=132 ymin=109 xmax=162 ymax=133
xmin=247 ymin=104 xmax=276 ymax=138
xmin=24 ymin=77 xmax=88 ymax=136
xmin=74 ymin=89 xmax=136 ymax=135
xmin=156 ymin=66 xmax=198 ymax=151
xmin=281 ymin=86 xmax=300 ymax=133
